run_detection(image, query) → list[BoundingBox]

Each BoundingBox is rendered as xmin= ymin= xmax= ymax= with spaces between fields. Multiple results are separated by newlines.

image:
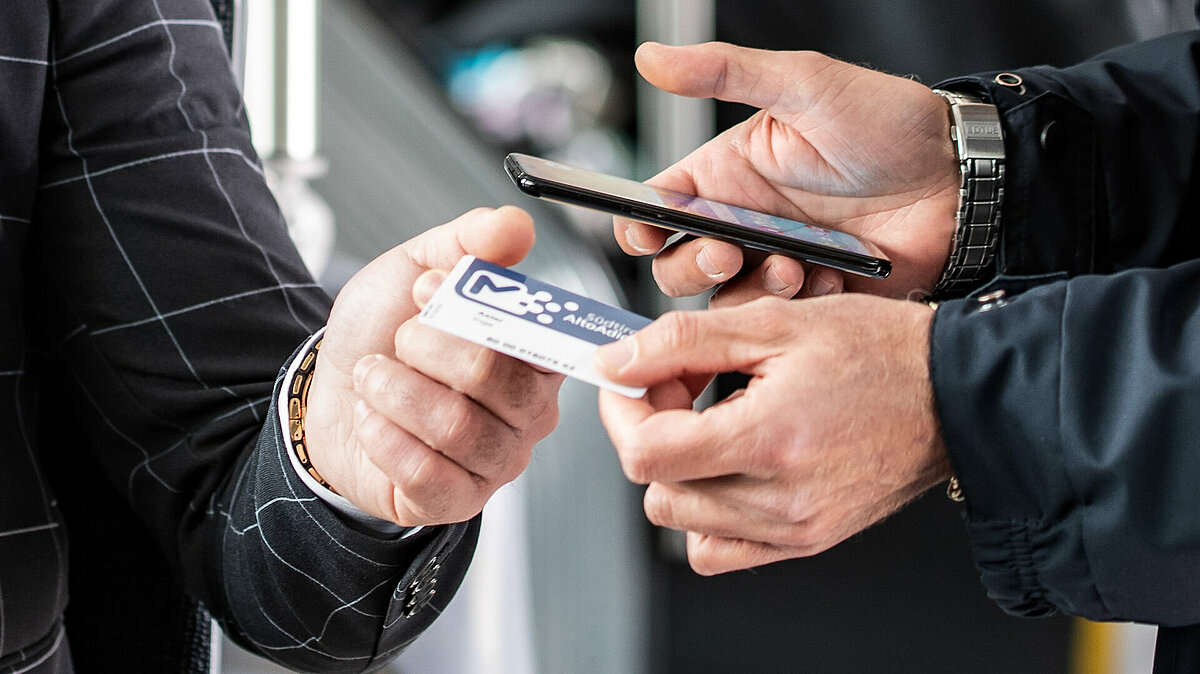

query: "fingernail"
xmin=412 ymin=270 xmax=447 ymax=307
xmin=353 ymin=354 xmax=384 ymax=388
xmin=354 ymin=399 xmax=371 ymax=424
xmin=810 ymin=276 xmax=836 ymax=296
xmin=762 ymin=265 xmax=792 ymax=295
xmin=696 ymin=247 xmax=725 ymax=279
xmin=625 ymin=225 xmax=655 ymax=254
xmin=595 ymin=337 xmax=636 ymax=374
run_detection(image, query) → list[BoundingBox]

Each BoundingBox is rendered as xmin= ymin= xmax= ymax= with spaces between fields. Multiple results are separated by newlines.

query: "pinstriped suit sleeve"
xmin=23 ymin=1 xmax=479 ymax=671
xmin=216 ymin=339 xmax=480 ymax=671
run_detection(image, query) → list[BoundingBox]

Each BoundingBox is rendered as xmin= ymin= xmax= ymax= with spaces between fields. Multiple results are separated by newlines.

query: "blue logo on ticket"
xmin=418 ymin=256 xmax=650 ymax=397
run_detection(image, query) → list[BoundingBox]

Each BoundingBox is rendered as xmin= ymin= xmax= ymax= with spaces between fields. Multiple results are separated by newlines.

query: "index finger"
xmin=594 ymin=301 xmax=781 ymax=388
xmin=598 ymin=384 xmax=759 ymax=484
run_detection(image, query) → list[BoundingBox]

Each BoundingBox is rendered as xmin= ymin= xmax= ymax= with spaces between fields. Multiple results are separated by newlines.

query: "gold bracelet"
xmin=287 ymin=337 xmax=337 ymax=494
xmin=946 ymin=476 xmax=965 ymax=503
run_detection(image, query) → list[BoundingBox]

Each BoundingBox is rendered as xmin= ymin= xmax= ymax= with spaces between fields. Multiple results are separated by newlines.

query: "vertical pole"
xmin=244 ymin=0 xmax=334 ymax=279
xmin=634 ymin=0 xmax=718 ymax=564
xmin=635 ymin=0 xmax=716 ymax=172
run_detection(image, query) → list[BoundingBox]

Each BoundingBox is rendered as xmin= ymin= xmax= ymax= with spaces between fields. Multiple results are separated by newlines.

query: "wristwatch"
xmin=928 ymin=89 xmax=1005 ymax=299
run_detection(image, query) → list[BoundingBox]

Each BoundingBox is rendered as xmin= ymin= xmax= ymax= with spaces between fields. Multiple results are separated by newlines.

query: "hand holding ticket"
xmin=419 ymin=256 xmax=651 ymax=397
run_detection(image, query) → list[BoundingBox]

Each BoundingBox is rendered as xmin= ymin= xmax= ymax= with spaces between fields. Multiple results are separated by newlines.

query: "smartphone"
xmin=504 ymin=152 xmax=891 ymax=278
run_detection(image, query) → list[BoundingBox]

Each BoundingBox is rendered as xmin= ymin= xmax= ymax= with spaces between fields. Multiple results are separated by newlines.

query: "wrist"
xmin=278 ymin=331 xmax=419 ymax=537
xmin=284 ymin=333 xmax=339 ymax=494
xmin=916 ymin=301 xmax=960 ymax=501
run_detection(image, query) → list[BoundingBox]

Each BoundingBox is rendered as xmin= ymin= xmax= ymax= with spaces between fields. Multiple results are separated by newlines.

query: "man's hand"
xmin=594 ymin=294 xmax=950 ymax=574
xmin=304 ymin=206 xmax=564 ymax=526
xmin=616 ymin=42 xmax=960 ymax=303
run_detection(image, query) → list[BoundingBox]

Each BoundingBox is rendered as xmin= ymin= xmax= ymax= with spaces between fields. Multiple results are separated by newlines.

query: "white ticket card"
xmin=418 ymin=255 xmax=651 ymax=398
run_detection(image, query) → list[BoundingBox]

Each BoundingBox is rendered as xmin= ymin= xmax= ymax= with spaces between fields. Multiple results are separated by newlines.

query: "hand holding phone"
xmin=504 ymin=152 xmax=890 ymax=278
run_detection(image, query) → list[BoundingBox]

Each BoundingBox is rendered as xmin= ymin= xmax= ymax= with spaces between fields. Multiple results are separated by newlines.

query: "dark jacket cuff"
xmin=212 ymin=339 xmax=481 ymax=672
xmin=930 ymin=281 xmax=1099 ymax=619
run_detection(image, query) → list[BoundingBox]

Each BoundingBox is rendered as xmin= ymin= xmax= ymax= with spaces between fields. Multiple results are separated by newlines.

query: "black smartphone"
xmin=504 ymin=152 xmax=891 ymax=278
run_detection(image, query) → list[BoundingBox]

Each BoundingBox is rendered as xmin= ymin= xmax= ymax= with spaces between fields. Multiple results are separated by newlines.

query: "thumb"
xmin=411 ymin=269 xmax=447 ymax=308
xmin=635 ymin=41 xmax=838 ymax=113
xmin=594 ymin=303 xmax=774 ymax=388
xmin=404 ymin=205 xmax=536 ymax=271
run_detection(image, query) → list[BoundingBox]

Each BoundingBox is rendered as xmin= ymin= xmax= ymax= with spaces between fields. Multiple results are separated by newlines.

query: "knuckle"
xmin=781 ymin=519 xmax=825 ymax=551
xmin=438 ymin=397 xmax=526 ymax=479
xmin=464 ymin=347 xmax=500 ymax=391
xmin=359 ymin=361 xmax=411 ymax=409
xmin=526 ymin=395 xmax=560 ymax=441
xmin=468 ymin=428 xmax=514 ymax=476
xmin=686 ymin=540 xmax=724 ymax=577
xmin=495 ymin=449 xmax=533 ymax=486
xmin=436 ymin=396 xmax=481 ymax=449
xmin=642 ymin=486 xmax=675 ymax=528
xmin=796 ymin=50 xmax=838 ymax=76
xmin=744 ymin=295 xmax=789 ymax=328
xmin=618 ymin=442 xmax=654 ymax=484
xmin=393 ymin=321 xmax=416 ymax=357
xmin=399 ymin=447 xmax=439 ymax=490
xmin=413 ymin=485 xmax=482 ymax=527
xmin=782 ymin=497 xmax=814 ymax=525
xmin=782 ymin=527 xmax=813 ymax=551
xmin=357 ymin=361 xmax=388 ymax=399
xmin=356 ymin=405 xmax=400 ymax=452
xmin=713 ymin=52 xmax=731 ymax=98
xmin=805 ymin=518 xmax=839 ymax=553
xmin=484 ymin=434 xmax=535 ymax=486
xmin=463 ymin=206 xmax=493 ymax=219
xmin=688 ymin=556 xmax=716 ymax=577
xmin=775 ymin=452 xmax=810 ymax=482
xmin=495 ymin=362 xmax=544 ymax=411
xmin=500 ymin=384 xmax=560 ymax=447
xmin=655 ymin=310 xmax=700 ymax=354
xmin=757 ymin=440 xmax=797 ymax=476
xmin=402 ymin=461 xmax=489 ymax=525
xmin=797 ymin=49 xmax=828 ymax=65
xmin=759 ymin=433 xmax=814 ymax=477
xmin=396 ymin=455 xmax=454 ymax=521
xmin=762 ymin=494 xmax=806 ymax=524
xmin=654 ymin=277 xmax=692 ymax=298
xmin=651 ymin=257 xmax=709 ymax=297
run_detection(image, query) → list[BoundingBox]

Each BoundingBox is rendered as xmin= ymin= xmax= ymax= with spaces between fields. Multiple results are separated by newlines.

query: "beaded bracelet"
xmin=287 ymin=336 xmax=337 ymax=494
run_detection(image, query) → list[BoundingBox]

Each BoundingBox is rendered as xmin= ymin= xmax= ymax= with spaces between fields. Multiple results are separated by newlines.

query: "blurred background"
xmin=217 ymin=1 xmax=1197 ymax=672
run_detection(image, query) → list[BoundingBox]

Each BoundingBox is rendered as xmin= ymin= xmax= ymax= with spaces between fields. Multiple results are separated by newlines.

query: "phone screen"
xmin=508 ymin=153 xmax=878 ymax=258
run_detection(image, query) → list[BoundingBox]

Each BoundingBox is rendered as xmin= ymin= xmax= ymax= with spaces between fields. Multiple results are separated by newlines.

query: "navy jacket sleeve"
xmin=23 ymin=1 xmax=478 ymax=671
xmin=929 ymin=29 xmax=1200 ymax=625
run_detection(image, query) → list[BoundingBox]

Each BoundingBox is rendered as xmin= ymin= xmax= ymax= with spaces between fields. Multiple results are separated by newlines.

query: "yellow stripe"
xmin=1072 ymin=618 xmax=1117 ymax=674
